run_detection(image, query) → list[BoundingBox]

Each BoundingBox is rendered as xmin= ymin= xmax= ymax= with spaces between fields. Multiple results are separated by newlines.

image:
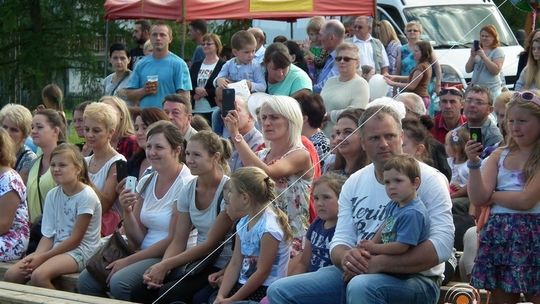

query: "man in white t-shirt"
xmin=268 ymin=105 xmax=454 ymax=304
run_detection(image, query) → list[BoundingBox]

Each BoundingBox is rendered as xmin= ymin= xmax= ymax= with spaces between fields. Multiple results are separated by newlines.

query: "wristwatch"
xmin=234 ymin=133 xmax=243 ymax=143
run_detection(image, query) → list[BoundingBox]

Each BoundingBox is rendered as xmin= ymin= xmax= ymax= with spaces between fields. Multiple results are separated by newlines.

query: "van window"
xmin=403 ymin=4 xmax=517 ymax=48
xmin=378 ymin=4 xmax=404 ymax=31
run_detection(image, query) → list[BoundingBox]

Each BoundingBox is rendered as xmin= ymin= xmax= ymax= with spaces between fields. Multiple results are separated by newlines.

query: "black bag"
xmin=85 ymin=172 xmax=155 ymax=288
xmin=86 ymin=230 xmax=134 ymax=288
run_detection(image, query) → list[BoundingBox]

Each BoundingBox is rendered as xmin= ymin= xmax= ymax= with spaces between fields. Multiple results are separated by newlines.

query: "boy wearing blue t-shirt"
xmin=360 ymin=155 xmax=430 ymax=256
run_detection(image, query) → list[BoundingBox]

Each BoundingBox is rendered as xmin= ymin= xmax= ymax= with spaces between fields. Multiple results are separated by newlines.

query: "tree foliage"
xmin=0 ymin=0 xmax=129 ymax=108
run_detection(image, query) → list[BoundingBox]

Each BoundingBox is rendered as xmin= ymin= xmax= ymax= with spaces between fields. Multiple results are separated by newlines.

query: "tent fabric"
xmin=104 ymin=0 xmax=374 ymax=21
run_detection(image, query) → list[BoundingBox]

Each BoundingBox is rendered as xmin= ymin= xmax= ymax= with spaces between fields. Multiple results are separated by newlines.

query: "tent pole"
xmin=181 ymin=0 xmax=186 ymax=58
xmin=104 ymin=20 xmax=109 ymax=78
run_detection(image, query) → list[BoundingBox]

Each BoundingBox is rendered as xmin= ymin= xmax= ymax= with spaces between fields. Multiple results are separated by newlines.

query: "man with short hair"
xmin=268 ymin=105 xmax=454 ymax=304
xmin=162 ymin=94 xmax=197 ymax=141
xmin=126 ymin=23 xmax=192 ymax=109
xmin=347 ymin=16 xmax=389 ymax=74
xmin=248 ymin=27 xmax=266 ymax=65
xmin=462 ymin=85 xmax=503 ymax=147
xmin=130 ymin=20 xmax=151 ymax=70
xmin=313 ymin=19 xmax=345 ymax=93
xmin=226 ymin=96 xmax=264 ymax=172
xmin=431 ymin=87 xmax=468 ymax=143
xmin=188 ymin=19 xmax=208 ymax=65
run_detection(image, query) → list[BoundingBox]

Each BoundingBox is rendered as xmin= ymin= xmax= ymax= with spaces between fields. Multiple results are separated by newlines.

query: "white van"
xmin=377 ymin=0 xmax=523 ymax=87
xmin=254 ymin=0 xmax=522 ymax=87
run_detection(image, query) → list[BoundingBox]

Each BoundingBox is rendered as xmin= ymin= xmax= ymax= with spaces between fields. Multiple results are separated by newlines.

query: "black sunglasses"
xmin=439 ymin=87 xmax=463 ymax=98
xmin=335 ymin=56 xmax=358 ymax=62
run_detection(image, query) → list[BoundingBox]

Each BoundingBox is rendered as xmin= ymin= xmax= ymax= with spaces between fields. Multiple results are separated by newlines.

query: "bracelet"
xmin=467 ymin=160 xmax=482 ymax=169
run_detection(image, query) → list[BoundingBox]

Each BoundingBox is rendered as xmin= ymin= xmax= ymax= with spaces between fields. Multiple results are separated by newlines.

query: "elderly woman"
xmin=320 ymin=42 xmax=369 ymax=136
xmin=0 ymin=129 xmax=29 ymax=261
xmin=0 ymin=104 xmax=37 ymax=179
xmin=264 ymin=42 xmax=312 ymax=97
xmin=190 ymin=33 xmax=225 ymax=121
xmin=103 ymin=43 xmax=131 ymax=103
xmin=225 ymin=95 xmax=313 ymax=257
xmin=466 ymin=24 xmax=505 ymax=100
xmin=395 ymin=92 xmax=427 ymax=120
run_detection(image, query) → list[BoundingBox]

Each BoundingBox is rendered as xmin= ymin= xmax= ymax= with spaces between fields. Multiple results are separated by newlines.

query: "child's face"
xmin=308 ymin=30 xmax=320 ymax=44
xmin=50 ymin=153 xmax=81 ymax=186
xmin=233 ymin=44 xmax=256 ymax=65
xmin=506 ymin=105 xmax=540 ymax=149
xmin=313 ymin=182 xmax=339 ymax=222
xmin=444 ymin=135 xmax=456 ymax=158
xmin=383 ymin=168 xmax=419 ymax=204
xmin=226 ymin=183 xmax=249 ymax=219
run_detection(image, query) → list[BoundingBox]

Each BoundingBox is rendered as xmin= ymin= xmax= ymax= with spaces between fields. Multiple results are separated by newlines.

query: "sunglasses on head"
xmin=439 ymin=87 xmax=463 ymax=98
xmin=335 ymin=56 xmax=358 ymax=62
xmin=513 ymin=91 xmax=540 ymax=107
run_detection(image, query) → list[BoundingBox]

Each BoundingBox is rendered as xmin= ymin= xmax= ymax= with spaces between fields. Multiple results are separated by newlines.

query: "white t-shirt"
xmin=86 ymin=154 xmax=126 ymax=213
xmin=177 ymin=175 xmax=232 ymax=268
xmin=41 ymin=185 xmax=102 ymax=261
xmin=447 ymin=157 xmax=469 ymax=187
xmin=329 ymin=161 xmax=454 ymax=277
xmin=137 ymin=165 xmax=194 ymax=249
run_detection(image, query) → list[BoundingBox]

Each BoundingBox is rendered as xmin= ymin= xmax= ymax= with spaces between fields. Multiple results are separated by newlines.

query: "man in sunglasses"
xmin=431 ymin=87 xmax=468 ymax=143
xmin=347 ymin=16 xmax=389 ymax=75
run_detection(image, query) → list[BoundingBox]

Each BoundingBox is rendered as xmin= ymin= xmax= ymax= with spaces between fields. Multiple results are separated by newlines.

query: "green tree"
xmin=0 ymin=0 xmax=129 ymax=108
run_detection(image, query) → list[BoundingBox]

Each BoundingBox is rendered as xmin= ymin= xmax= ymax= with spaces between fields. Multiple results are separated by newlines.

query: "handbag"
xmin=85 ymin=172 xmax=156 ymax=288
xmin=177 ymin=189 xmax=225 ymax=277
xmin=86 ymin=229 xmax=133 ymax=288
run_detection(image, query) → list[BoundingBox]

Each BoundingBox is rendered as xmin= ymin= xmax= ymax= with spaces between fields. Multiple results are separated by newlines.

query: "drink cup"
xmin=146 ymin=75 xmax=158 ymax=94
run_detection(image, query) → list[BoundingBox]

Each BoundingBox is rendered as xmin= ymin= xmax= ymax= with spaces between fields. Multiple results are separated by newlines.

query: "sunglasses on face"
xmin=354 ymin=25 xmax=363 ymax=30
xmin=202 ymin=42 xmax=214 ymax=46
xmin=513 ymin=91 xmax=540 ymax=107
xmin=335 ymin=56 xmax=358 ymax=62
xmin=439 ymin=87 xmax=464 ymax=98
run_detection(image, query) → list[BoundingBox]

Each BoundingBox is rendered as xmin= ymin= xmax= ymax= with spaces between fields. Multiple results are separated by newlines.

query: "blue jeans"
xmin=78 ymin=258 xmax=160 ymax=300
xmin=267 ymin=266 xmax=440 ymax=304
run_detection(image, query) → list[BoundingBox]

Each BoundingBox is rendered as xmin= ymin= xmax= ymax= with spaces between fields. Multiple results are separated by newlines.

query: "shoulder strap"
xmin=36 ymin=155 xmax=44 ymax=213
xmin=15 ymin=148 xmax=31 ymax=170
xmin=139 ymin=171 xmax=156 ymax=195
xmin=110 ymin=71 xmax=131 ymax=95
xmin=216 ymin=184 xmax=224 ymax=214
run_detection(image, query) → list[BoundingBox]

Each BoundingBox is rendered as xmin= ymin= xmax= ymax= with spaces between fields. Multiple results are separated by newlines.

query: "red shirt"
xmin=431 ymin=113 xmax=467 ymax=144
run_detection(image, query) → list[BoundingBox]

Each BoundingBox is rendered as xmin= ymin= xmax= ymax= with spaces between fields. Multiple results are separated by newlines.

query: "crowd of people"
xmin=0 ymin=15 xmax=538 ymax=304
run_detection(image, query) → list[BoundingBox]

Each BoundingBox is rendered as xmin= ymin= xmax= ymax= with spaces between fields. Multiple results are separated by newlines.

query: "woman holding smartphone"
xmin=466 ymin=24 xmax=505 ymax=100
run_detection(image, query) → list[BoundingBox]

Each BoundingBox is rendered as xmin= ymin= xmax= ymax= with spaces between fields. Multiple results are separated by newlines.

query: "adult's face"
xmin=405 ymin=25 xmax=421 ymax=41
xmin=150 ymin=25 xmax=172 ymax=52
xmin=259 ymin=104 xmax=289 ymax=142
xmin=201 ymin=38 xmax=218 ymax=57
xmin=73 ymin=109 xmax=85 ymax=138
xmin=335 ymin=117 xmax=362 ymax=157
xmin=132 ymin=24 xmax=143 ymax=43
xmin=463 ymin=91 xmax=493 ymax=125
xmin=163 ymin=101 xmax=190 ymax=132
xmin=439 ymin=93 xmax=463 ymax=122
xmin=235 ymin=98 xmax=253 ymax=133
xmin=480 ymin=30 xmax=495 ymax=49
xmin=361 ymin=114 xmax=402 ymax=168
xmin=109 ymin=50 xmax=129 ymax=73
xmin=266 ymin=61 xmax=289 ymax=84
xmin=353 ymin=17 xmax=370 ymax=39
xmin=1 ymin=117 xmax=25 ymax=148
xmin=336 ymin=49 xmax=359 ymax=79
xmin=319 ymin=26 xmax=335 ymax=51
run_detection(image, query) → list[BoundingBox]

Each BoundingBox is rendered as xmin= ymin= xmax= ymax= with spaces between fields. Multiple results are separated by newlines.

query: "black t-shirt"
xmin=129 ymin=46 xmax=145 ymax=70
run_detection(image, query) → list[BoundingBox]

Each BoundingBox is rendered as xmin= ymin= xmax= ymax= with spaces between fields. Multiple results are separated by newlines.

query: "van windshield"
xmin=404 ymin=5 xmax=517 ymax=48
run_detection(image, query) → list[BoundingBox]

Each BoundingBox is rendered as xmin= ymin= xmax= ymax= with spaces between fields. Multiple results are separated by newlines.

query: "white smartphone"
xmin=125 ymin=176 xmax=137 ymax=193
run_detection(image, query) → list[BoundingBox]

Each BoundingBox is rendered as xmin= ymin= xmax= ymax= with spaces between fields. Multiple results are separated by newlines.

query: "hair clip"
xmin=264 ymin=176 xmax=271 ymax=183
xmin=451 ymin=130 xmax=459 ymax=143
